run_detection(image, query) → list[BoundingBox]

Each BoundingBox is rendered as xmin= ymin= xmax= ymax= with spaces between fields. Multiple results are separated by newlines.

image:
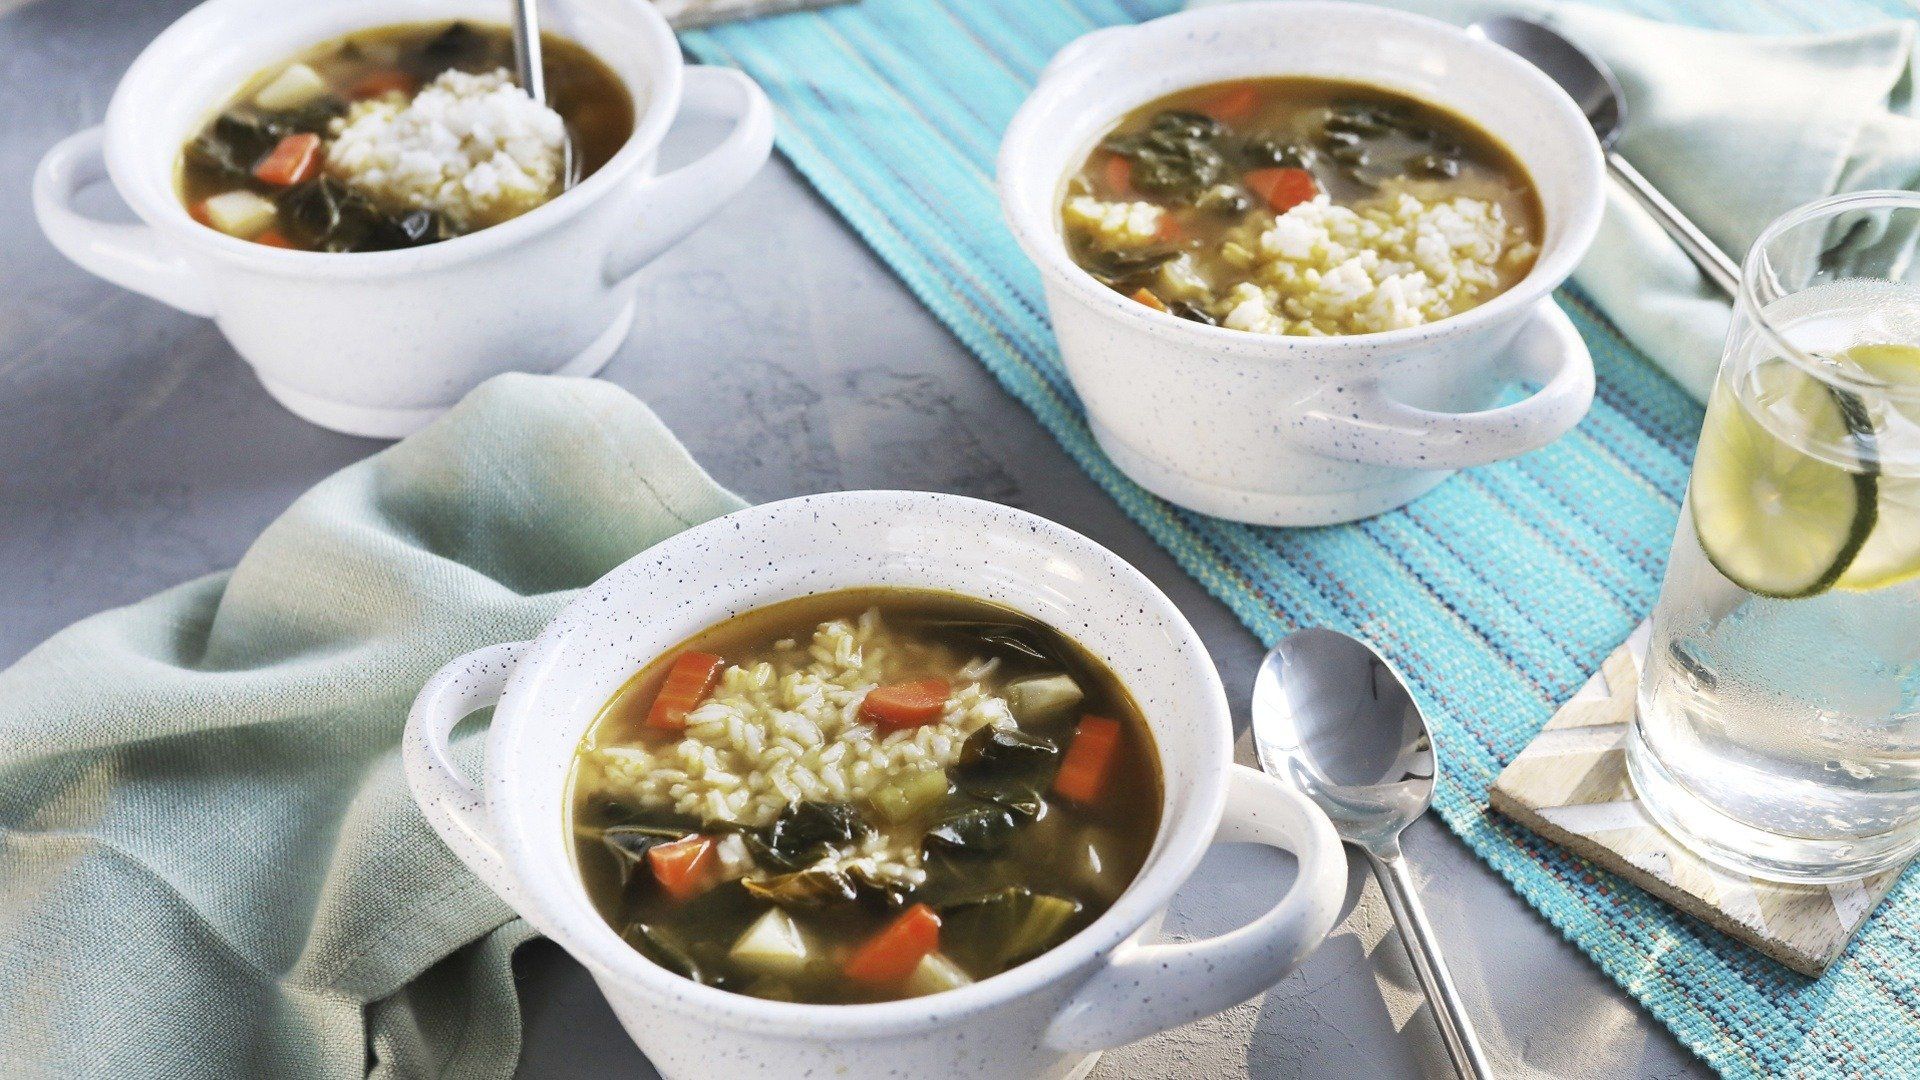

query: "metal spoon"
xmin=509 ymin=0 xmax=578 ymax=188
xmin=1253 ymin=628 xmax=1492 ymax=1080
xmin=1469 ymin=14 xmax=1741 ymax=298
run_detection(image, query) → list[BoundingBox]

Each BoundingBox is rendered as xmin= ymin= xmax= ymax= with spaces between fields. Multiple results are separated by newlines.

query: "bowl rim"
xmin=480 ymin=490 xmax=1235 ymax=1033
xmin=98 ymin=0 xmax=682 ymax=277
xmin=996 ymin=0 xmax=1606 ymax=357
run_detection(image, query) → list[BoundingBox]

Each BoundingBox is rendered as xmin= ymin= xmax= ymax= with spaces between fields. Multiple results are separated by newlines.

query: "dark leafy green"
xmin=1075 ymin=247 xmax=1182 ymax=293
xmin=958 ymin=726 xmax=1058 ymax=774
xmin=582 ymin=794 xmax=703 ymax=833
xmin=413 ymin=20 xmax=499 ymax=75
xmin=1102 ymin=110 xmax=1230 ymax=201
xmin=277 ymin=176 xmax=451 ymax=253
xmin=924 ymin=805 xmax=1023 ymax=855
xmin=624 ymin=922 xmax=710 ymax=984
xmin=625 ymin=909 xmax=753 ymax=991
xmin=741 ymin=867 xmax=860 ymax=908
xmin=184 ymin=115 xmax=279 ymax=184
xmin=1168 ymin=299 xmax=1218 ymax=326
xmin=1241 ymin=134 xmax=1316 ymax=171
xmin=750 ymin=801 xmax=868 ymax=872
xmin=599 ymin=823 xmax=695 ymax=887
xmin=1193 ymin=184 xmax=1252 ymax=215
xmin=900 ymin=617 xmax=1068 ymax=668
xmin=961 ymin=782 xmax=1046 ymax=826
xmin=940 ymin=887 xmax=1083 ymax=969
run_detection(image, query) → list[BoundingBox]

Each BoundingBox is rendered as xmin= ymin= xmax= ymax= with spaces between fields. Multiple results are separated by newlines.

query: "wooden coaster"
xmin=1489 ymin=621 xmax=1906 ymax=976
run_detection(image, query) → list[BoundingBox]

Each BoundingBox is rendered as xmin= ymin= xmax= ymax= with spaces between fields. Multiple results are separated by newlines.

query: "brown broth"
xmin=567 ymin=588 xmax=1163 ymax=1004
xmin=1062 ymin=77 xmax=1544 ymax=331
xmin=177 ymin=21 xmax=633 ymax=252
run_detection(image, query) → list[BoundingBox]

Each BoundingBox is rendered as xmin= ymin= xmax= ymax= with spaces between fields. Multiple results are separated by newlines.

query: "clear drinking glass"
xmin=1628 ymin=190 xmax=1920 ymax=884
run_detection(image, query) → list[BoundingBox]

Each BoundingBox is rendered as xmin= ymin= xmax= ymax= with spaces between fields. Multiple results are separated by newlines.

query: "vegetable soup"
xmin=178 ymin=21 xmax=633 ymax=252
xmin=567 ymin=588 xmax=1162 ymax=1004
xmin=1062 ymin=77 xmax=1543 ymax=336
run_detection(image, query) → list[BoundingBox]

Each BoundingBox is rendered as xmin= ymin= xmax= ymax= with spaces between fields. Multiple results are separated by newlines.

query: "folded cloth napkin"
xmin=0 ymin=375 xmax=743 ymax=1079
xmin=1189 ymin=0 xmax=1920 ymax=400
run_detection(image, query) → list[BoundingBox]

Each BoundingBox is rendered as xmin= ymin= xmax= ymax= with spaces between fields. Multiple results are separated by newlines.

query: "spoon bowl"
xmin=1468 ymin=13 xmax=1741 ymax=296
xmin=1253 ymin=628 xmax=1433 ymax=850
xmin=1469 ymin=15 xmax=1625 ymax=150
xmin=1253 ymin=627 xmax=1490 ymax=1079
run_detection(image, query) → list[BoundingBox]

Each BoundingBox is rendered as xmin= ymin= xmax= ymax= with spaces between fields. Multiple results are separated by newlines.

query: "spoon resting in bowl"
xmin=1470 ymin=14 xmax=1740 ymax=297
xmin=510 ymin=0 xmax=580 ymax=188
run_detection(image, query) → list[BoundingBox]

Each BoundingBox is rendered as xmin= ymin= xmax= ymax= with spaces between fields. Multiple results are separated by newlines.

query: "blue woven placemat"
xmin=684 ymin=2 xmax=1918 ymax=1075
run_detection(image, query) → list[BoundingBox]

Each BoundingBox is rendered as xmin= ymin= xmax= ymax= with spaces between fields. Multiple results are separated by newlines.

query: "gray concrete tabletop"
xmin=0 ymin=0 xmax=1710 ymax=1076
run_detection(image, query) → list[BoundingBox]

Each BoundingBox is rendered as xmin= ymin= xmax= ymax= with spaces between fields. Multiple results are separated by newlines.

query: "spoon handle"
xmin=1606 ymin=151 xmax=1742 ymax=299
xmin=1365 ymin=848 xmax=1493 ymax=1080
xmin=511 ymin=0 xmax=548 ymax=103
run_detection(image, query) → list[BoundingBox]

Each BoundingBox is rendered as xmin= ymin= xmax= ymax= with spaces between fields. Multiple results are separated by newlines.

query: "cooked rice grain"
xmin=588 ymin=610 xmax=1018 ymax=882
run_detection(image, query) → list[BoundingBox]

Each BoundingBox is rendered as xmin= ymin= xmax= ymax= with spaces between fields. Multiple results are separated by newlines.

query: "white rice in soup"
xmin=326 ymin=68 xmax=565 ymax=229
xmin=584 ymin=609 xmax=1019 ymax=885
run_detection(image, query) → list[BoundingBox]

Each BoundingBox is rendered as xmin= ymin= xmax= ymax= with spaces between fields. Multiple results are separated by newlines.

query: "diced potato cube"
xmin=254 ymin=63 xmax=330 ymax=112
xmin=904 ymin=951 xmax=973 ymax=997
xmin=728 ymin=908 xmax=811 ymax=977
xmin=200 ymin=190 xmax=278 ymax=238
xmin=1006 ymin=674 xmax=1084 ymax=726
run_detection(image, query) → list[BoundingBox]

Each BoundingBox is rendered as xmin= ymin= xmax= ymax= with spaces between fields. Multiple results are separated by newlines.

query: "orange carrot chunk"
xmin=860 ymin=678 xmax=951 ymax=730
xmin=1197 ymin=82 xmax=1260 ymax=122
xmin=349 ymin=69 xmax=420 ymax=100
xmin=1130 ymin=287 xmax=1169 ymax=313
xmin=645 ymin=651 xmax=727 ymax=731
xmin=1244 ymin=167 xmax=1318 ymax=214
xmin=1053 ymin=716 xmax=1123 ymax=805
xmin=844 ymin=904 xmax=942 ymax=986
xmin=252 ymin=133 xmax=323 ymax=187
xmin=1102 ymin=152 xmax=1134 ymax=197
xmin=647 ymin=835 xmax=718 ymax=903
xmin=254 ymin=229 xmax=295 ymax=249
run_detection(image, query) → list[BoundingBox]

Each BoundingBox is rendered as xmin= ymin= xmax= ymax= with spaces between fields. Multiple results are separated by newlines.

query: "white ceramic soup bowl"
xmin=33 ymin=0 xmax=772 ymax=439
xmin=999 ymin=1 xmax=1605 ymax=526
xmin=404 ymin=491 xmax=1345 ymax=1080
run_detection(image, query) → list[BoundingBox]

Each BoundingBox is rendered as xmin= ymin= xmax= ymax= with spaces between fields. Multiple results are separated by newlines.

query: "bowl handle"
xmin=1044 ymin=764 xmax=1347 ymax=1052
xmin=402 ymin=640 xmax=529 ymax=902
xmin=33 ymin=126 xmax=215 ymax=317
xmin=1039 ymin=25 xmax=1135 ymax=83
xmin=1292 ymin=298 xmax=1595 ymax=470
xmin=603 ymin=66 xmax=774 ymax=285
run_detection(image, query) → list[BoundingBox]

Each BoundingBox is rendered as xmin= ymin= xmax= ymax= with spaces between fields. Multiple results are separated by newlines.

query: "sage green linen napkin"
xmin=1190 ymin=0 xmax=1920 ymax=400
xmin=0 ymin=375 xmax=744 ymax=1079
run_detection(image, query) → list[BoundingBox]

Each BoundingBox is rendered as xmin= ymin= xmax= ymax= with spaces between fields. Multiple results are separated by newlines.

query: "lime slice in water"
xmin=1690 ymin=360 xmax=1877 ymax=598
xmin=1841 ymin=342 xmax=1920 ymax=392
xmin=1834 ymin=343 xmax=1920 ymax=590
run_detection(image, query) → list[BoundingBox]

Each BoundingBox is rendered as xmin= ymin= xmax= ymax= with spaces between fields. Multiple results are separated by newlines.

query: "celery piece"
xmin=869 ymin=767 xmax=949 ymax=824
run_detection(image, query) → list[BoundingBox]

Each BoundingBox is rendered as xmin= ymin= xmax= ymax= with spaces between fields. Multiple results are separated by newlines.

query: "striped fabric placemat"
xmin=683 ymin=1 xmax=1919 ymax=1075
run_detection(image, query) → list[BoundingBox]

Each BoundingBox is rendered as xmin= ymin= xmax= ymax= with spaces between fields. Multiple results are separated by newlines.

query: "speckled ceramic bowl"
xmin=404 ymin=491 xmax=1345 ymax=1080
xmin=999 ymin=1 xmax=1605 ymax=526
xmin=33 ymin=0 xmax=772 ymax=439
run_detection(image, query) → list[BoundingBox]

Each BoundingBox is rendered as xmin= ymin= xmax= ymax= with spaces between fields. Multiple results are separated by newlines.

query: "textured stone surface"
xmin=0 ymin=0 xmax=1710 ymax=1075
